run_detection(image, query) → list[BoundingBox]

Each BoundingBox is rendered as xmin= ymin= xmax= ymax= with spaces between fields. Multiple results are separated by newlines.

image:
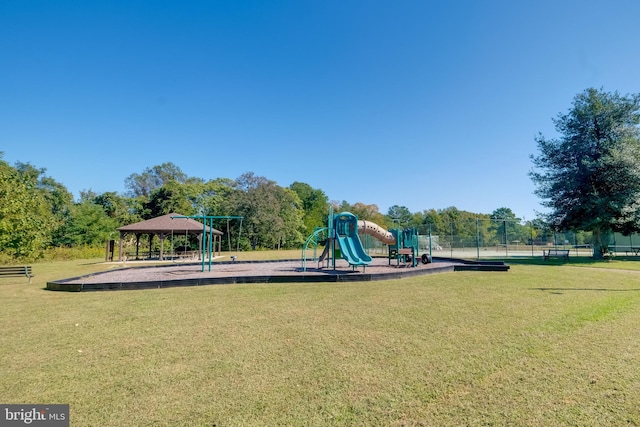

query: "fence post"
xmin=450 ymin=221 xmax=454 ymax=258
xmin=504 ymin=220 xmax=508 ymax=257
xmin=429 ymin=224 xmax=433 ymax=259
xmin=476 ymin=218 xmax=480 ymax=260
xmin=531 ymin=223 xmax=534 ymax=256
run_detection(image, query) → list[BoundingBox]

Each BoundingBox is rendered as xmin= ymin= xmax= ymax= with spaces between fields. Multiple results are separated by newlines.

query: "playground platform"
xmin=46 ymin=257 xmax=509 ymax=292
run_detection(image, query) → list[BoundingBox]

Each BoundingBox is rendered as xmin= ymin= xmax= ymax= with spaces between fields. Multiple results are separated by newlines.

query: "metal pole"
xmin=476 ymin=217 xmax=480 ymax=260
xmin=208 ymin=218 xmax=213 ymax=271
xmin=531 ymin=223 xmax=534 ymax=257
xmin=329 ymin=206 xmax=335 ymax=270
xmin=504 ymin=220 xmax=508 ymax=257
xmin=450 ymin=221 xmax=454 ymax=258
xmin=201 ymin=219 xmax=206 ymax=272
xmin=171 ymin=214 xmax=244 ymax=272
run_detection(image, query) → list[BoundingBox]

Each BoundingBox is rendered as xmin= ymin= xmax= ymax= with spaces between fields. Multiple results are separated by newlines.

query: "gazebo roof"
xmin=117 ymin=213 xmax=223 ymax=235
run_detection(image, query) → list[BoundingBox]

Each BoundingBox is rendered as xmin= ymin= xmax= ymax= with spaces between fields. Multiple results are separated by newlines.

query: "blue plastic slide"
xmin=336 ymin=235 xmax=372 ymax=266
xmin=334 ymin=212 xmax=372 ymax=266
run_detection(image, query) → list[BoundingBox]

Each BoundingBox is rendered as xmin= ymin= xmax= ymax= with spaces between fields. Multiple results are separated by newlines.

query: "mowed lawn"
xmin=2 ymin=257 xmax=640 ymax=426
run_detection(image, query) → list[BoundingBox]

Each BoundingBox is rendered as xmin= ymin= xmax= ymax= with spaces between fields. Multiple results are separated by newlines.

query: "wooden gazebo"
xmin=117 ymin=213 xmax=223 ymax=261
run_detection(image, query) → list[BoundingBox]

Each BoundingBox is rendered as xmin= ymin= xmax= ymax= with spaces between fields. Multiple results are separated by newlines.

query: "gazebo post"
xmin=136 ymin=233 xmax=141 ymax=260
xmin=118 ymin=231 xmax=124 ymax=261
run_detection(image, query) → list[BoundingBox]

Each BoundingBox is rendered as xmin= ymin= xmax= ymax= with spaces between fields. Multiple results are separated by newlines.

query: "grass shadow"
xmin=533 ymin=287 xmax=640 ymax=293
xmin=495 ymin=256 xmax=640 ymax=267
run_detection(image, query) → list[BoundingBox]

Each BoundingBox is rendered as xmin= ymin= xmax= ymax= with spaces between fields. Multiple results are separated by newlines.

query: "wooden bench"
xmin=543 ymin=249 xmax=569 ymax=260
xmin=0 ymin=266 xmax=33 ymax=283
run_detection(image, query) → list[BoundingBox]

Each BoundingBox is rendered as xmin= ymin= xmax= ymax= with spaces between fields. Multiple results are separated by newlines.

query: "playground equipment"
xmin=302 ymin=208 xmax=432 ymax=271
xmin=171 ymin=215 xmax=243 ymax=272
xmin=303 ymin=208 xmax=371 ymax=271
xmin=388 ymin=227 xmax=420 ymax=267
xmin=333 ymin=212 xmax=373 ymax=267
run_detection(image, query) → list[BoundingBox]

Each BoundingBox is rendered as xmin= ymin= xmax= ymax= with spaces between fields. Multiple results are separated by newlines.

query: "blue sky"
xmin=2 ymin=1 xmax=639 ymax=221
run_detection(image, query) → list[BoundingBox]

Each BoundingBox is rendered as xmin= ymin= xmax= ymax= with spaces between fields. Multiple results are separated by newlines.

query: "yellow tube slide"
xmin=357 ymin=220 xmax=396 ymax=245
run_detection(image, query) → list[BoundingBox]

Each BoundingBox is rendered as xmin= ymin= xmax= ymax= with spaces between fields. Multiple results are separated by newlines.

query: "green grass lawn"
xmin=1 ymin=255 xmax=640 ymax=426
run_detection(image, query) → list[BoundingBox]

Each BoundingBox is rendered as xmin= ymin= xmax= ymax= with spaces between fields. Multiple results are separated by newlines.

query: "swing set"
xmin=171 ymin=215 xmax=244 ymax=271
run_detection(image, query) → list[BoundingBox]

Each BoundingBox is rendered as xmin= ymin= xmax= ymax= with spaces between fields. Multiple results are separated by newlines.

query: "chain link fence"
xmin=360 ymin=219 xmax=640 ymax=259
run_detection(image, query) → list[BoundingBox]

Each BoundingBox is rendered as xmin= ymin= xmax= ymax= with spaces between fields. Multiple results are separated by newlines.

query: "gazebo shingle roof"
xmin=118 ymin=213 xmax=222 ymax=235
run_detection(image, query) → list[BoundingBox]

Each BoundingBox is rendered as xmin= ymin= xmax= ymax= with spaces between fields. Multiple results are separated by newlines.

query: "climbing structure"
xmin=302 ymin=208 xmax=432 ymax=272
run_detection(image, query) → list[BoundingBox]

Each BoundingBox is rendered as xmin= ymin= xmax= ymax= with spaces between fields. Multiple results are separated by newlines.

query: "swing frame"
xmin=171 ymin=215 xmax=244 ymax=272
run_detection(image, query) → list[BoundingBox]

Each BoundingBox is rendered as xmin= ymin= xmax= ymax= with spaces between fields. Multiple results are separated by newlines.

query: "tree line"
xmin=0 ymin=157 xmax=535 ymax=262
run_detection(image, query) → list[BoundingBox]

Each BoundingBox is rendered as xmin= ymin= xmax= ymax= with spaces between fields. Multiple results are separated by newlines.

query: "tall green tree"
xmin=124 ymin=162 xmax=192 ymax=197
xmin=144 ymin=181 xmax=198 ymax=218
xmin=196 ymin=178 xmax=238 ymax=217
xmin=15 ymin=162 xmax=75 ymax=247
xmin=489 ymin=207 xmax=522 ymax=245
xmin=93 ymin=191 xmax=141 ymax=226
xmin=272 ymin=187 xmax=305 ymax=249
xmin=0 ymin=157 xmax=56 ymax=260
xmin=55 ymin=201 xmax=118 ymax=247
xmin=416 ymin=209 xmax=445 ymax=235
xmin=387 ymin=205 xmax=413 ymax=227
xmin=289 ymin=182 xmax=329 ymax=236
xmin=234 ymin=173 xmax=305 ymax=250
xmin=437 ymin=207 xmax=482 ymax=248
xmin=530 ymin=88 xmax=640 ymax=257
xmin=336 ymin=201 xmax=389 ymax=228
